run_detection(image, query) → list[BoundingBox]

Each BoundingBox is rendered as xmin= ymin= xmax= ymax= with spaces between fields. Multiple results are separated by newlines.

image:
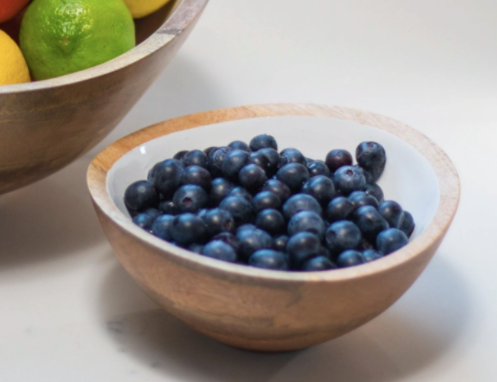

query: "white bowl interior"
xmin=107 ymin=116 xmax=440 ymax=241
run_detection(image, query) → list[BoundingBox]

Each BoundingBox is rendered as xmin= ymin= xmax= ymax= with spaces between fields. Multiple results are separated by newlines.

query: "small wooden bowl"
xmin=87 ymin=104 xmax=460 ymax=352
xmin=0 ymin=0 xmax=208 ymax=195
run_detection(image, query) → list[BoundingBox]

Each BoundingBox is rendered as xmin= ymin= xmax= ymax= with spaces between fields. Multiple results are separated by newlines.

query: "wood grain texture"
xmin=87 ymin=104 xmax=460 ymax=351
xmin=0 ymin=0 xmax=208 ymax=195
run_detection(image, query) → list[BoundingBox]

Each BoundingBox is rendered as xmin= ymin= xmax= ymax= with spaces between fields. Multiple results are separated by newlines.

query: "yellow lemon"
xmin=123 ymin=0 xmax=172 ymax=19
xmin=0 ymin=29 xmax=30 ymax=86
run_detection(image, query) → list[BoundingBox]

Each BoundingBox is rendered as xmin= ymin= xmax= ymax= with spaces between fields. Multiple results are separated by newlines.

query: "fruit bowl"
xmin=0 ymin=0 xmax=208 ymax=195
xmin=87 ymin=104 xmax=460 ymax=352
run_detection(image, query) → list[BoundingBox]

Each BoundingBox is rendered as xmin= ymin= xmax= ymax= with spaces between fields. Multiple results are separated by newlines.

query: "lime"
xmin=19 ymin=0 xmax=135 ymax=80
xmin=0 ymin=29 xmax=30 ymax=85
xmin=123 ymin=0 xmax=172 ymax=19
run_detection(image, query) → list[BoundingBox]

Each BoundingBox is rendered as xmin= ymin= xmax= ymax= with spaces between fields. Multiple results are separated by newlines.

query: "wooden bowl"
xmin=0 ymin=0 xmax=208 ymax=195
xmin=87 ymin=104 xmax=460 ymax=352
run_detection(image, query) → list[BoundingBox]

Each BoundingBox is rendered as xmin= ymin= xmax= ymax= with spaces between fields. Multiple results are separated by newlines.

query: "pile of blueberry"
xmin=124 ymin=134 xmax=415 ymax=272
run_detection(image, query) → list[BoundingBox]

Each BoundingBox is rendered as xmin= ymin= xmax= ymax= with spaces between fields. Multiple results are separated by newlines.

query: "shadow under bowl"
xmin=0 ymin=0 xmax=209 ymax=195
xmin=87 ymin=104 xmax=460 ymax=352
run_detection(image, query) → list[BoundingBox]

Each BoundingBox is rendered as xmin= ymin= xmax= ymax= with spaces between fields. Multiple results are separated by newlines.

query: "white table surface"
xmin=1 ymin=0 xmax=496 ymax=380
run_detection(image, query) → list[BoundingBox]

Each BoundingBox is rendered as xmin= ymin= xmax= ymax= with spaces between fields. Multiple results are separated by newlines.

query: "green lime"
xmin=20 ymin=0 xmax=135 ymax=80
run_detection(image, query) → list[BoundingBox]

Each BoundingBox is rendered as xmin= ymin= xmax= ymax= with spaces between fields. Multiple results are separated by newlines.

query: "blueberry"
xmin=354 ymin=165 xmax=374 ymax=184
xmin=201 ymin=241 xmax=237 ymax=263
xmin=143 ymin=208 xmax=161 ymax=220
xmin=272 ymin=235 xmax=289 ymax=252
xmin=181 ymin=165 xmax=212 ymax=190
xmin=197 ymin=208 xmax=209 ymax=220
xmin=353 ymin=205 xmax=388 ymax=242
xmin=212 ymin=232 xmax=239 ymax=252
xmin=337 ymin=250 xmax=365 ymax=268
xmin=228 ymin=140 xmax=250 ymax=152
xmin=279 ymin=148 xmax=307 ymax=167
xmin=325 ymin=196 xmax=355 ymax=223
xmin=151 ymin=214 xmax=175 ymax=240
xmin=356 ymin=142 xmax=386 ymax=182
xmin=282 ymin=194 xmax=322 ymax=220
xmin=170 ymin=213 xmax=207 ymax=246
xmin=124 ymin=180 xmax=159 ymax=212
xmin=249 ymin=250 xmax=288 ymax=270
xmin=173 ymin=150 xmax=188 ymax=160
xmin=147 ymin=163 xmax=159 ymax=183
xmin=173 ymin=184 xmax=208 ymax=213
xmin=158 ymin=200 xmax=177 ymax=215
xmin=333 ymin=165 xmax=366 ymax=195
xmin=288 ymin=211 xmax=326 ymax=240
xmin=236 ymin=224 xmax=257 ymax=237
xmin=361 ymin=238 xmax=375 ymax=250
xmin=239 ymin=164 xmax=267 ymax=192
xmin=222 ymin=149 xmax=251 ymax=181
xmin=249 ymin=134 xmax=278 ymax=151
xmin=364 ymin=183 xmax=384 ymax=204
xmin=228 ymin=186 xmax=253 ymax=203
xmin=209 ymin=178 xmax=235 ymax=206
xmin=307 ymin=160 xmax=330 ymax=177
xmin=376 ymin=228 xmax=409 ymax=255
xmin=252 ymin=191 xmax=281 ymax=213
xmin=132 ymin=212 xmax=156 ymax=230
xmin=302 ymin=256 xmax=337 ymax=271
xmin=349 ymin=191 xmax=379 ymax=209
xmin=151 ymin=159 xmax=184 ymax=196
xmin=208 ymin=147 xmax=232 ymax=178
xmin=262 ymin=179 xmax=291 ymax=202
xmin=249 ymin=151 xmax=271 ymax=174
xmin=319 ymin=246 xmax=331 ymax=258
xmin=204 ymin=208 xmax=236 ymax=236
xmin=204 ymin=146 xmax=218 ymax=156
xmin=189 ymin=243 xmax=204 ymax=254
xmin=258 ymin=148 xmax=281 ymax=176
xmin=255 ymin=209 xmax=285 ymax=235
xmin=378 ymin=201 xmax=404 ymax=228
xmin=302 ymin=175 xmax=336 ymax=206
xmin=325 ymin=149 xmax=353 ymax=173
xmin=125 ymin=139 xmax=398 ymax=273
xmin=237 ymin=228 xmax=272 ymax=261
xmin=219 ymin=196 xmax=254 ymax=226
xmin=182 ymin=149 xmax=208 ymax=169
xmin=324 ymin=221 xmax=362 ymax=255
xmin=362 ymin=249 xmax=383 ymax=262
xmin=400 ymin=211 xmax=415 ymax=238
xmin=286 ymin=232 xmax=321 ymax=268
xmin=276 ymin=163 xmax=310 ymax=193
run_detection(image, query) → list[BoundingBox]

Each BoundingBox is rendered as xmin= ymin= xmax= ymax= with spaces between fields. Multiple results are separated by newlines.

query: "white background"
xmin=1 ymin=0 xmax=496 ymax=380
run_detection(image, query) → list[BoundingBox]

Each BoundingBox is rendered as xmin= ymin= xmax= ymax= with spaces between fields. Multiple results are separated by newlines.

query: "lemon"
xmin=19 ymin=0 xmax=136 ymax=81
xmin=0 ymin=29 xmax=30 ymax=85
xmin=123 ymin=0 xmax=172 ymax=19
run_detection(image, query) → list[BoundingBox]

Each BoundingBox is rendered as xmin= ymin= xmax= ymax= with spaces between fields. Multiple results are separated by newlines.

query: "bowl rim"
xmin=0 ymin=0 xmax=208 ymax=95
xmin=87 ymin=103 xmax=460 ymax=282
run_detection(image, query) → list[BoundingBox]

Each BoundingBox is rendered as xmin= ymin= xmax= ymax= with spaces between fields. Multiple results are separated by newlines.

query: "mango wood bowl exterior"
xmin=0 ymin=0 xmax=208 ymax=195
xmin=87 ymin=104 xmax=460 ymax=352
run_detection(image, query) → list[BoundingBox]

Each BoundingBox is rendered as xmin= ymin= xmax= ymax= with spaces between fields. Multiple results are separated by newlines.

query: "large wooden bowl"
xmin=87 ymin=104 xmax=460 ymax=352
xmin=0 ymin=0 xmax=208 ymax=195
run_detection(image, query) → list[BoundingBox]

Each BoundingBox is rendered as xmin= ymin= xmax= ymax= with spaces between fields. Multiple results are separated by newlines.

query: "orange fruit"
xmin=0 ymin=0 xmax=31 ymax=23
xmin=0 ymin=5 xmax=28 ymax=43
